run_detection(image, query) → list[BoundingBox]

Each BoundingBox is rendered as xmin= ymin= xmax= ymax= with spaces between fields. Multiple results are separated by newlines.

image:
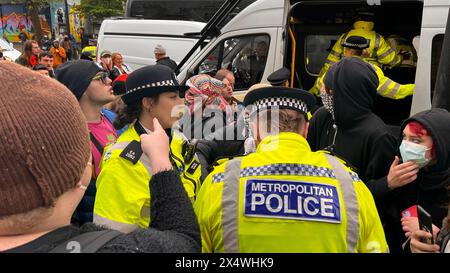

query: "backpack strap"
xmin=89 ymin=132 xmax=104 ymax=156
xmin=49 ymin=230 xmax=122 ymax=253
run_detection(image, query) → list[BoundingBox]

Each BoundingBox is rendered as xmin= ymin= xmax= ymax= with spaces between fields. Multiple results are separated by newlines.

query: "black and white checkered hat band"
xmin=254 ymin=97 xmax=308 ymax=113
xmin=126 ymin=79 xmax=176 ymax=94
xmin=343 ymin=42 xmax=368 ymax=49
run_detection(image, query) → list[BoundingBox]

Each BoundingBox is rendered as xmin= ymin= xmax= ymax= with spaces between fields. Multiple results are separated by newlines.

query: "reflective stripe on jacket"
xmin=93 ymin=123 xmax=202 ymax=233
xmin=194 ymin=133 xmax=388 ymax=253
xmin=314 ymin=57 xmax=414 ymax=100
xmin=310 ymin=21 xmax=402 ymax=96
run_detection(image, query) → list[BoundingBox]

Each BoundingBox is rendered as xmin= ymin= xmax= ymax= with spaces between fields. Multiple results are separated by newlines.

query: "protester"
xmin=61 ymin=35 xmax=73 ymax=61
xmin=214 ymin=69 xmax=239 ymax=107
xmin=18 ymin=29 xmax=28 ymax=47
xmin=40 ymin=35 xmax=52 ymax=51
xmin=98 ymin=50 xmax=115 ymax=77
xmin=38 ymin=51 xmax=56 ymax=78
xmin=154 ymin=44 xmax=177 ymax=71
xmin=0 ymin=62 xmax=200 ymax=253
xmin=16 ymin=40 xmax=40 ymax=68
xmin=69 ymin=33 xmax=79 ymax=60
xmin=380 ymin=109 xmax=450 ymax=252
xmin=94 ymin=65 xmax=202 ymax=233
xmin=56 ymin=60 xmax=118 ymax=225
xmin=103 ymin=74 xmax=129 ymax=136
xmin=111 ymin=52 xmax=132 ymax=81
xmin=308 ymin=57 xmax=397 ymax=195
xmin=50 ymin=40 xmax=67 ymax=68
xmin=183 ymin=74 xmax=234 ymax=140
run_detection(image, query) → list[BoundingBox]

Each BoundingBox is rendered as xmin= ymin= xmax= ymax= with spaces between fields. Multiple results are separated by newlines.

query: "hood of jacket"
xmin=401 ymin=108 xmax=450 ymax=173
xmin=330 ymin=57 xmax=379 ymax=128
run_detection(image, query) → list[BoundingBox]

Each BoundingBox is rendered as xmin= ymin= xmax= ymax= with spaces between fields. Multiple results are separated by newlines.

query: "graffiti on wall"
xmin=1 ymin=12 xmax=33 ymax=43
xmin=70 ymin=5 xmax=85 ymax=43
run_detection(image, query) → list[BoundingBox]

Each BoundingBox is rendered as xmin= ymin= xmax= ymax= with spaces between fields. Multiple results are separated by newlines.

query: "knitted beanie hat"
xmin=0 ymin=62 xmax=91 ymax=218
xmin=112 ymin=73 xmax=128 ymax=96
xmin=56 ymin=60 xmax=103 ymax=100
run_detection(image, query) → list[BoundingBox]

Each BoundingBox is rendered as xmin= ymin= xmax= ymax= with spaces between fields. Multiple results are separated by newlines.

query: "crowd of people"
xmin=0 ymin=29 xmax=448 ymax=254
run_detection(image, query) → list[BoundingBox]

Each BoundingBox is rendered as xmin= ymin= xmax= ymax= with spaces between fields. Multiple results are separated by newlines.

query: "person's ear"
xmin=301 ymin=121 xmax=310 ymax=139
xmin=142 ymin=97 xmax=155 ymax=112
xmin=77 ymin=156 xmax=92 ymax=192
xmin=253 ymin=121 xmax=262 ymax=143
xmin=362 ymin=49 xmax=370 ymax=58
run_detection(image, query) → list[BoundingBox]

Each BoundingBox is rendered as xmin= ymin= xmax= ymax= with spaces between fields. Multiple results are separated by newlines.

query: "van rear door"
xmin=411 ymin=0 xmax=449 ymax=114
xmin=289 ymin=0 xmax=424 ymax=125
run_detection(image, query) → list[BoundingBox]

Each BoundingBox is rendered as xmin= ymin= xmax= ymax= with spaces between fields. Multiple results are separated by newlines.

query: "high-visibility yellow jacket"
xmin=314 ymin=57 xmax=414 ymax=99
xmin=81 ymin=45 xmax=97 ymax=59
xmin=310 ymin=21 xmax=403 ymax=96
xmin=194 ymin=132 xmax=388 ymax=253
xmin=93 ymin=123 xmax=202 ymax=233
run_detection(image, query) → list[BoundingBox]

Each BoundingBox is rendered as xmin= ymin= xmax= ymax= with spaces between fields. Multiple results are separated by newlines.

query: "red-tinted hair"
xmin=406 ymin=121 xmax=436 ymax=158
xmin=407 ymin=121 xmax=429 ymax=137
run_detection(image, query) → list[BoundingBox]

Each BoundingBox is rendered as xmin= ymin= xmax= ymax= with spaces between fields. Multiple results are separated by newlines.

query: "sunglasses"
xmin=92 ymin=72 xmax=110 ymax=85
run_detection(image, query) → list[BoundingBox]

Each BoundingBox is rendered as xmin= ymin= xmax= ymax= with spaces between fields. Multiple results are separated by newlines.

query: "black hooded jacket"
xmin=308 ymin=57 xmax=398 ymax=198
xmin=382 ymin=109 xmax=450 ymax=253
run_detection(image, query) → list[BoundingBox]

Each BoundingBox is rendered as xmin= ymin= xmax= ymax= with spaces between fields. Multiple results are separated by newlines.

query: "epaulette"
xmin=119 ymin=140 xmax=143 ymax=165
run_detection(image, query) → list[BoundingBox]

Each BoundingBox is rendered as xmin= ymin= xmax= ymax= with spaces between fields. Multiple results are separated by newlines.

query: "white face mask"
xmin=399 ymin=140 xmax=432 ymax=168
xmin=104 ymin=57 xmax=112 ymax=65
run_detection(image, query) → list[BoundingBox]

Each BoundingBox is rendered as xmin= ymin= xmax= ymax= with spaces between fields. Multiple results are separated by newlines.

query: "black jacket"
xmin=308 ymin=57 xmax=398 ymax=198
xmin=194 ymin=114 xmax=246 ymax=181
xmin=156 ymin=57 xmax=178 ymax=71
xmin=4 ymin=171 xmax=201 ymax=253
xmin=382 ymin=108 xmax=450 ymax=253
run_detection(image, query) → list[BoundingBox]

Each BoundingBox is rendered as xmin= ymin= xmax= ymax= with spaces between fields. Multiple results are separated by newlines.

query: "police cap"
xmin=243 ymin=86 xmax=316 ymax=116
xmin=267 ymin=67 xmax=290 ymax=86
xmin=355 ymin=9 xmax=375 ymax=22
xmin=342 ymin=36 xmax=370 ymax=50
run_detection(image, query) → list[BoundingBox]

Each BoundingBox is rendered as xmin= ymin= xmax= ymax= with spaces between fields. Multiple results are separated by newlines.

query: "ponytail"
xmin=114 ymin=103 xmax=141 ymax=130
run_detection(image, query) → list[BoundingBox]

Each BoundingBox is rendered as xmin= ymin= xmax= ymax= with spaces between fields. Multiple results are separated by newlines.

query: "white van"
xmin=177 ymin=0 xmax=450 ymax=125
xmin=97 ymin=19 xmax=206 ymax=70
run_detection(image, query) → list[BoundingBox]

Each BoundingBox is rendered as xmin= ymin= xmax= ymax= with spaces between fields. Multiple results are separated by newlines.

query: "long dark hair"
xmin=20 ymin=40 xmax=37 ymax=67
xmin=113 ymin=95 xmax=160 ymax=130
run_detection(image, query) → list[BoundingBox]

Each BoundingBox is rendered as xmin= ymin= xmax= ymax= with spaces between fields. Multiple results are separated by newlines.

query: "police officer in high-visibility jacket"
xmin=94 ymin=65 xmax=202 ymax=233
xmin=313 ymin=36 xmax=414 ymax=100
xmin=310 ymin=11 xmax=403 ymax=96
xmin=194 ymin=86 xmax=389 ymax=253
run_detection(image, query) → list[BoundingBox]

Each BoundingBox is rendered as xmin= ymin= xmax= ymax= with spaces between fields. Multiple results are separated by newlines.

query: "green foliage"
xmin=78 ymin=0 xmax=125 ymax=21
xmin=11 ymin=0 xmax=50 ymax=11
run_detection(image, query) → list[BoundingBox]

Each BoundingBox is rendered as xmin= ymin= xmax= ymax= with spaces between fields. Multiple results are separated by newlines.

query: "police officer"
xmin=194 ymin=86 xmax=388 ymax=253
xmin=267 ymin=67 xmax=290 ymax=87
xmin=310 ymin=10 xmax=403 ymax=96
xmin=314 ymin=36 xmax=414 ymax=100
xmin=94 ymin=65 xmax=202 ymax=233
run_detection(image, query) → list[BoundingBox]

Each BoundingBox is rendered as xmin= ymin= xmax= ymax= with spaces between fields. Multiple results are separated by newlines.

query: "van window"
xmin=195 ymin=34 xmax=270 ymax=90
xmin=431 ymin=34 xmax=444 ymax=100
xmin=305 ymin=35 xmax=340 ymax=75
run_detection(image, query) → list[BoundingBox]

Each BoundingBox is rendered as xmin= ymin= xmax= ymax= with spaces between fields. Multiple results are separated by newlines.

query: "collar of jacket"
xmin=353 ymin=21 xmax=374 ymax=31
xmin=256 ymin=132 xmax=310 ymax=153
